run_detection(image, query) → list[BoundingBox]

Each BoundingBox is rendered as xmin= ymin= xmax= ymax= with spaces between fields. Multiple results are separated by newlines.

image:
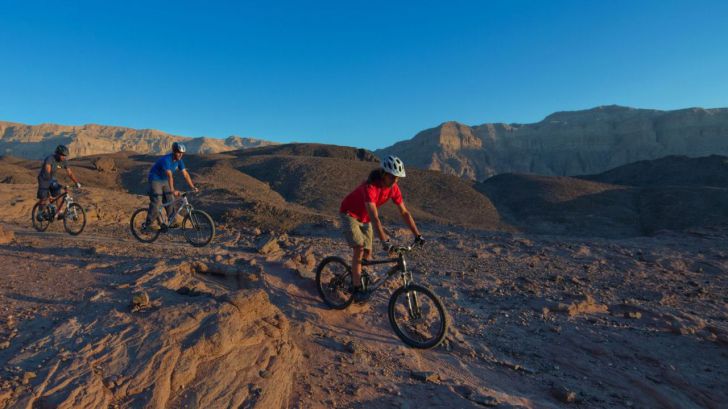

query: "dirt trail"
xmin=1 ymin=220 xmax=727 ymax=408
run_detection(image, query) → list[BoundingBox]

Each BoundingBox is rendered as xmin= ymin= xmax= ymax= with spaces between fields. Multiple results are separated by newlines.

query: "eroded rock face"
xmin=7 ymin=286 xmax=299 ymax=409
xmin=377 ymin=105 xmax=728 ymax=180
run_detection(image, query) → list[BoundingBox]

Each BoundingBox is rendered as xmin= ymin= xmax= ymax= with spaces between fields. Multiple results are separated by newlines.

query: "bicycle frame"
xmin=44 ymin=188 xmax=73 ymax=215
xmin=361 ymin=252 xmax=414 ymax=293
xmin=156 ymin=195 xmax=193 ymax=225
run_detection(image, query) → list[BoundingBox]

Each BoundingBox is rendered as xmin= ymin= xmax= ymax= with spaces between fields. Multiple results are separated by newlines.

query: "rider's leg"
xmin=341 ymin=213 xmax=368 ymax=289
xmin=351 ymin=245 xmax=365 ymax=289
xmin=161 ymin=185 xmax=174 ymax=225
xmin=146 ymin=181 xmax=164 ymax=226
xmin=49 ymin=183 xmax=64 ymax=216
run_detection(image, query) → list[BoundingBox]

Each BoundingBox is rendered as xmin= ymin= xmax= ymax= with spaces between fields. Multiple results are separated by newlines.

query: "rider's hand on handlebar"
xmin=75 ymin=182 xmax=82 ymax=189
xmin=173 ymin=190 xmax=181 ymax=197
xmin=193 ymin=187 xmax=200 ymax=193
xmin=415 ymin=234 xmax=425 ymax=246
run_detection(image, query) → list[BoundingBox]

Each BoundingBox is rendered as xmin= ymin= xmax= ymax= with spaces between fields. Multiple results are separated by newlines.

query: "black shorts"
xmin=37 ymin=181 xmax=62 ymax=200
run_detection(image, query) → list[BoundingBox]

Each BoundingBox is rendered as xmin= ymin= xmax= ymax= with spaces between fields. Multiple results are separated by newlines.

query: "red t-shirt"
xmin=340 ymin=181 xmax=404 ymax=223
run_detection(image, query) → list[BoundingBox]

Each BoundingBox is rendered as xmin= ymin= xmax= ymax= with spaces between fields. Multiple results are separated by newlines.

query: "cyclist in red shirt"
xmin=339 ymin=155 xmax=423 ymax=301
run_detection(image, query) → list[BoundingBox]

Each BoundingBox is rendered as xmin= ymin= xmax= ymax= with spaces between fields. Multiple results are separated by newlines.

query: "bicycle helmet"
xmin=381 ymin=155 xmax=406 ymax=177
xmin=172 ymin=142 xmax=187 ymax=153
xmin=55 ymin=144 xmax=70 ymax=156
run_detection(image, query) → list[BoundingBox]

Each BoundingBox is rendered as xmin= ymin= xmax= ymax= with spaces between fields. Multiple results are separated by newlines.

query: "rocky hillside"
xmin=377 ymin=105 xmax=728 ymax=180
xmin=0 ymin=121 xmax=276 ymax=159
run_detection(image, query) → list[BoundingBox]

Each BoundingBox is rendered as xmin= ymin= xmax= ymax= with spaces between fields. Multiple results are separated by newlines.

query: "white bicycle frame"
xmin=156 ymin=194 xmax=192 ymax=225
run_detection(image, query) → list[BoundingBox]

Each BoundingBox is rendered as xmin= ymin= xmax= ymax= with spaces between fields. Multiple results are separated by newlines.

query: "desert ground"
xmin=0 ymin=182 xmax=726 ymax=409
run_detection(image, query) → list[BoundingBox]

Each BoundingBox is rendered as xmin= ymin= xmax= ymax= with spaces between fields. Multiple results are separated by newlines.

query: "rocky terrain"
xmin=377 ymin=105 xmax=728 ymax=180
xmin=0 ymin=198 xmax=726 ymax=408
xmin=0 ymin=121 xmax=276 ymax=159
xmin=1 ymin=146 xmax=727 ymax=408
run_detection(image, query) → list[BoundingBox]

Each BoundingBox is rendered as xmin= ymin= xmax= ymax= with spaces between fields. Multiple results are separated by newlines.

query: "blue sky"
xmin=1 ymin=0 xmax=727 ymax=149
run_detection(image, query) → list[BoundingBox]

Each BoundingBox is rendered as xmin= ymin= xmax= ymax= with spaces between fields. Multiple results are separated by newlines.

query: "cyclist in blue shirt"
xmin=144 ymin=142 xmax=198 ymax=229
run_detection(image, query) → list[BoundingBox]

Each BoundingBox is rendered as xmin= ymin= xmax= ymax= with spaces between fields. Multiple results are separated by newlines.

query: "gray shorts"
xmin=340 ymin=213 xmax=373 ymax=250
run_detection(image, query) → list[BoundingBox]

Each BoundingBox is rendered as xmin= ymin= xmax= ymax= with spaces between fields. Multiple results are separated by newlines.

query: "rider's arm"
xmin=181 ymin=169 xmax=197 ymax=191
xmin=166 ymin=170 xmax=177 ymax=193
xmin=396 ymin=201 xmax=420 ymax=237
xmin=366 ymin=202 xmax=389 ymax=243
xmin=41 ymin=163 xmax=52 ymax=181
xmin=66 ymin=167 xmax=79 ymax=184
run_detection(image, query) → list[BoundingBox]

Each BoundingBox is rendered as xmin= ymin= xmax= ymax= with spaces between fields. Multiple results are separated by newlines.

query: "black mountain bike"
xmin=316 ymin=242 xmax=448 ymax=349
xmin=129 ymin=191 xmax=215 ymax=247
xmin=31 ymin=186 xmax=86 ymax=235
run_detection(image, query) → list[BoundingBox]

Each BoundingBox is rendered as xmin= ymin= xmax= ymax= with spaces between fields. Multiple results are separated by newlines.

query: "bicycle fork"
xmin=401 ymin=270 xmax=422 ymax=320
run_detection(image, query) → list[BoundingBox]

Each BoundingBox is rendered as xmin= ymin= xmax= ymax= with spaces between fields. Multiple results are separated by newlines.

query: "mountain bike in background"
xmin=316 ymin=241 xmax=448 ymax=349
xmin=129 ymin=191 xmax=215 ymax=247
xmin=31 ymin=186 xmax=87 ymax=235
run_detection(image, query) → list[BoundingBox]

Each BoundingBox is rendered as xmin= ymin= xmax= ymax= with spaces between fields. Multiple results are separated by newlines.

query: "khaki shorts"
xmin=340 ymin=213 xmax=373 ymax=250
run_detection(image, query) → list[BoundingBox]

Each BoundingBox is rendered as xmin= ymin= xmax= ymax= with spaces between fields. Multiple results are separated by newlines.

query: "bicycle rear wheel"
xmin=130 ymin=208 xmax=160 ymax=243
xmin=63 ymin=203 xmax=86 ymax=235
xmin=182 ymin=209 xmax=215 ymax=247
xmin=388 ymin=284 xmax=448 ymax=349
xmin=31 ymin=203 xmax=51 ymax=232
xmin=315 ymin=257 xmax=355 ymax=309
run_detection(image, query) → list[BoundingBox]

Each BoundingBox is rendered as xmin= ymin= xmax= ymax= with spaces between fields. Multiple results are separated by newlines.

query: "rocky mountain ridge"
xmin=377 ymin=105 xmax=728 ymax=180
xmin=0 ymin=121 xmax=275 ymax=159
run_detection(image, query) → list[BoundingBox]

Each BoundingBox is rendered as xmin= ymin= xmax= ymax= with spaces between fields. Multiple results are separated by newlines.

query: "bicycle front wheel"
xmin=130 ymin=208 xmax=160 ymax=243
xmin=182 ymin=209 xmax=215 ymax=247
xmin=315 ymin=257 xmax=355 ymax=309
xmin=388 ymin=284 xmax=448 ymax=349
xmin=31 ymin=203 xmax=51 ymax=232
xmin=63 ymin=203 xmax=86 ymax=235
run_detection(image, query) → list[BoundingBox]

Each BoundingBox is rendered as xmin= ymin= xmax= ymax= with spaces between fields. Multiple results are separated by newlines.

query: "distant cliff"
xmin=0 ymin=121 xmax=276 ymax=159
xmin=376 ymin=105 xmax=728 ymax=180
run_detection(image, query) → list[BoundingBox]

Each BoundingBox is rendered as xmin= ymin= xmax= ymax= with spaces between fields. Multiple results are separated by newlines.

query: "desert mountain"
xmin=477 ymin=154 xmax=728 ymax=237
xmin=377 ymin=105 xmax=728 ymax=180
xmin=0 ymin=121 xmax=275 ymax=159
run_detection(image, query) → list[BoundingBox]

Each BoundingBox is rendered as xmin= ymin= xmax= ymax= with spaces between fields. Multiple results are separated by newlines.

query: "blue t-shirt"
xmin=148 ymin=154 xmax=186 ymax=182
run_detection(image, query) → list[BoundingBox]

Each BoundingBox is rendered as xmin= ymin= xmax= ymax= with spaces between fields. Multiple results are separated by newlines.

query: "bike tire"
xmin=182 ymin=209 xmax=215 ymax=247
xmin=130 ymin=208 xmax=160 ymax=243
xmin=31 ymin=203 xmax=51 ymax=232
xmin=315 ymin=256 xmax=355 ymax=310
xmin=388 ymin=284 xmax=449 ymax=349
xmin=63 ymin=203 xmax=86 ymax=235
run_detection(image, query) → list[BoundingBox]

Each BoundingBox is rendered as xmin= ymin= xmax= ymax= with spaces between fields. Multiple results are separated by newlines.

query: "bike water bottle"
xmin=48 ymin=204 xmax=57 ymax=218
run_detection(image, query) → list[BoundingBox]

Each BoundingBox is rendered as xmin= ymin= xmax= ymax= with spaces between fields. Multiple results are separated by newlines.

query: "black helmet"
xmin=172 ymin=142 xmax=187 ymax=153
xmin=55 ymin=145 xmax=69 ymax=156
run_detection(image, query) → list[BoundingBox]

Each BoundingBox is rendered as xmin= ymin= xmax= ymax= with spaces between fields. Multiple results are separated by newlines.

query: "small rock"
xmin=551 ymin=386 xmax=577 ymax=403
xmin=131 ymin=291 xmax=151 ymax=311
xmin=259 ymin=370 xmax=272 ymax=378
xmin=345 ymin=341 xmax=360 ymax=354
xmin=0 ymin=341 xmax=9 ymax=350
xmin=410 ymin=371 xmax=439 ymax=383
xmin=22 ymin=371 xmax=37 ymax=385
xmin=0 ymin=225 xmax=15 ymax=245
xmin=625 ymin=311 xmax=642 ymax=319
xmin=256 ymin=234 xmax=281 ymax=255
xmin=93 ymin=157 xmax=116 ymax=172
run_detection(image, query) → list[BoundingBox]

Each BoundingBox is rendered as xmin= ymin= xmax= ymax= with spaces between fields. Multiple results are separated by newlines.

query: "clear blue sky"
xmin=1 ymin=0 xmax=727 ymax=150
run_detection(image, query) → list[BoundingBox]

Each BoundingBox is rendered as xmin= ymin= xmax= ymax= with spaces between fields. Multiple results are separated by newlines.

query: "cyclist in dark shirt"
xmin=35 ymin=145 xmax=81 ymax=220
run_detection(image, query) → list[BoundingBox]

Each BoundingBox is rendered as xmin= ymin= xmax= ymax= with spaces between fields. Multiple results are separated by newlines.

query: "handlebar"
xmin=390 ymin=239 xmax=424 ymax=255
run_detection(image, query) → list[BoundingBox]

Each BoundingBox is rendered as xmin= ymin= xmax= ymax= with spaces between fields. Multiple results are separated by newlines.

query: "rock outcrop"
xmin=377 ymin=105 xmax=728 ymax=180
xmin=0 ymin=121 xmax=276 ymax=159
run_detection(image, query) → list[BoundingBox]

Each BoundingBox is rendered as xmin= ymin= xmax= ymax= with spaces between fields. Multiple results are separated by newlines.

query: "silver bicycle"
xmin=31 ymin=186 xmax=86 ymax=235
xmin=129 ymin=191 xmax=215 ymax=247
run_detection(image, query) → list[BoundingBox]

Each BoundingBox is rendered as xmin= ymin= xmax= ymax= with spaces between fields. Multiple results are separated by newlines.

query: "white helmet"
xmin=381 ymin=155 xmax=406 ymax=177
